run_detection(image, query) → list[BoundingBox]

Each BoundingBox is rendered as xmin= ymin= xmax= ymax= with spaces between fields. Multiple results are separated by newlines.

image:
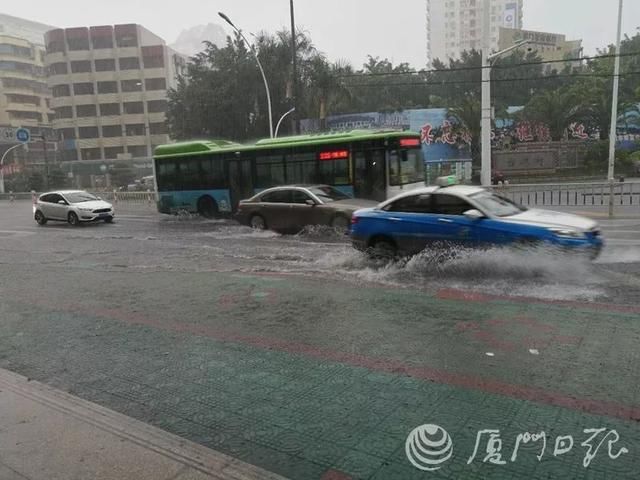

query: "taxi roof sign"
xmin=435 ymin=175 xmax=459 ymax=187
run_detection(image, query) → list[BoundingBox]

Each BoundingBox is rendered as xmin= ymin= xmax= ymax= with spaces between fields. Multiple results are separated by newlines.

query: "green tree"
xmin=523 ymin=88 xmax=586 ymax=140
xmin=448 ymin=93 xmax=481 ymax=171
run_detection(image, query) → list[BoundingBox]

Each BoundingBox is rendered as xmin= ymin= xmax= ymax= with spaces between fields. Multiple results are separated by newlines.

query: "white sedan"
xmin=34 ymin=190 xmax=115 ymax=226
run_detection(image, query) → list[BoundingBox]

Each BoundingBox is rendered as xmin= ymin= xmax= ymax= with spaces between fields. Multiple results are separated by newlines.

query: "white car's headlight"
xmin=549 ymin=228 xmax=584 ymax=238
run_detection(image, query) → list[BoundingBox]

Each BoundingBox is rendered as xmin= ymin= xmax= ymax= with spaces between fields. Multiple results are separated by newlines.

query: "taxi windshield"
xmin=471 ymin=191 xmax=526 ymax=217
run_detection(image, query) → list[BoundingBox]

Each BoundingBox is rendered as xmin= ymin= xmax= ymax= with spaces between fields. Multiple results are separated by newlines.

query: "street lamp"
xmin=0 ymin=143 xmax=27 ymax=194
xmin=218 ymin=12 xmax=274 ymax=138
xmin=289 ymin=0 xmax=298 ymax=134
xmin=480 ymin=38 xmax=530 ymax=186
xmin=275 ymin=107 xmax=296 ymax=138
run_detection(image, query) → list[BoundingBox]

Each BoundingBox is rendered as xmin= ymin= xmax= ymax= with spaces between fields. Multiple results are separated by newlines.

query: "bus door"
xmin=353 ymin=149 xmax=386 ymax=201
xmin=228 ymin=157 xmax=253 ymax=211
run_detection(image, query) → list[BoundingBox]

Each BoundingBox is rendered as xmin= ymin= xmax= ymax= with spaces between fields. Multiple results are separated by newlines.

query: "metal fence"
xmin=491 ymin=181 xmax=640 ymax=207
xmin=93 ymin=191 xmax=157 ymax=206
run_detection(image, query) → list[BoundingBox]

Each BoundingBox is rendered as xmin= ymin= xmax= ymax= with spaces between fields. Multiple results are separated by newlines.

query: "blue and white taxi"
xmin=350 ymin=177 xmax=603 ymax=259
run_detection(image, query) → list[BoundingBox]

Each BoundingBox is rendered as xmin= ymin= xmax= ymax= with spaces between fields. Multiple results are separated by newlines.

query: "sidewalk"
xmin=0 ymin=368 xmax=287 ymax=480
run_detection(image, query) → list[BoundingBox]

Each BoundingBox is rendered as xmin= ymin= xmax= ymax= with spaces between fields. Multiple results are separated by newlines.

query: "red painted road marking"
xmin=437 ymin=288 xmax=640 ymax=314
xmin=321 ymin=469 xmax=353 ymax=480
xmin=34 ymin=301 xmax=640 ymax=423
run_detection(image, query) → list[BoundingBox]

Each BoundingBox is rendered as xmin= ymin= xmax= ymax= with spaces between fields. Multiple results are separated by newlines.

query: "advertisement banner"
xmin=504 ymin=2 xmax=518 ymax=29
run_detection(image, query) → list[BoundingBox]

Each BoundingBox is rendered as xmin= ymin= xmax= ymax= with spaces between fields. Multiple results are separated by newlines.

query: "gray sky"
xmin=3 ymin=1 xmax=639 ymax=67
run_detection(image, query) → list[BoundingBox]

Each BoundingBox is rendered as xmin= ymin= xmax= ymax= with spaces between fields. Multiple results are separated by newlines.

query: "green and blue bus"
xmin=153 ymin=130 xmax=425 ymax=217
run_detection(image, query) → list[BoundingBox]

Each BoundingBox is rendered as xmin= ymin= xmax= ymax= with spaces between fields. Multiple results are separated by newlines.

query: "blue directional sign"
xmin=16 ymin=128 xmax=30 ymax=143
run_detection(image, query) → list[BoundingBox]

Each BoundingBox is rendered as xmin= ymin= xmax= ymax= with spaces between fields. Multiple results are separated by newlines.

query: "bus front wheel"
xmin=197 ymin=196 xmax=218 ymax=219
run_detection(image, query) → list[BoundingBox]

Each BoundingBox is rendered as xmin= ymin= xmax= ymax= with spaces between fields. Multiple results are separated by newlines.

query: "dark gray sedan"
xmin=236 ymin=185 xmax=378 ymax=233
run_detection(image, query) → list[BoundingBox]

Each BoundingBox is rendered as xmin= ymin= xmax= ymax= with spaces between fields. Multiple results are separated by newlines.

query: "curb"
xmin=0 ymin=368 xmax=288 ymax=480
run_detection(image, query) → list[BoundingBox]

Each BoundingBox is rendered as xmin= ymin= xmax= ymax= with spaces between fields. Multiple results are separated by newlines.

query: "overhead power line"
xmin=335 ymin=51 xmax=640 ymax=78
xmin=342 ymin=71 xmax=640 ymax=89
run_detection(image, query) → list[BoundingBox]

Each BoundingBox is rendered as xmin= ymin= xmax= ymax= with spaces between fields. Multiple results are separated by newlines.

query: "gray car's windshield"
xmin=308 ymin=186 xmax=351 ymax=203
xmin=471 ymin=192 xmax=526 ymax=217
xmin=65 ymin=192 xmax=99 ymax=203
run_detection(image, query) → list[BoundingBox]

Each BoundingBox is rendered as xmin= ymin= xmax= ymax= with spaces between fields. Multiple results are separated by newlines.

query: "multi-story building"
xmin=426 ymin=0 xmax=524 ymax=64
xmin=44 ymin=24 xmax=186 ymax=177
xmin=499 ymin=27 xmax=583 ymax=70
xmin=0 ymin=14 xmax=56 ymax=171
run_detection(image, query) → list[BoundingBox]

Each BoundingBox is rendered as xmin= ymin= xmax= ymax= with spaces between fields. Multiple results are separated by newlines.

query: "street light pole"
xmin=290 ymin=0 xmax=298 ymax=135
xmin=480 ymin=39 xmax=529 ymax=185
xmin=608 ymin=0 xmax=624 ymax=218
xmin=219 ymin=12 xmax=274 ymax=138
xmin=275 ymin=108 xmax=296 ymax=138
xmin=480 ymin=0 xmax=492 ymax=186
xmin=0 ymin=143 xmax=26 ymax=194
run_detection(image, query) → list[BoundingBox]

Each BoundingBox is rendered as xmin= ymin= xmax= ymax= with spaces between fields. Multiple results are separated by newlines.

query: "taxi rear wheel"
xmin=370 ymin=238 xmax=397 ymax=259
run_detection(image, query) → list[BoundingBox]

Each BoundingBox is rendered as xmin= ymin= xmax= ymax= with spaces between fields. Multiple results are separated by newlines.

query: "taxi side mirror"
xmin=464 ymin=209 xmax=484 ymax=221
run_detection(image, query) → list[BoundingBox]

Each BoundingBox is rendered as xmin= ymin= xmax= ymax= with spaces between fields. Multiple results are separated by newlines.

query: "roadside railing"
xmin=490 ymin=181 xmax=640 ymax=207
xmin=93 ymin=190 xmax=157 ymax=206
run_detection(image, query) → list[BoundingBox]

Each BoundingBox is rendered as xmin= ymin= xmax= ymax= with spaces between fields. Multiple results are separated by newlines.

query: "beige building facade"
xmin=44 ymin=24 xmax=186 ymax=167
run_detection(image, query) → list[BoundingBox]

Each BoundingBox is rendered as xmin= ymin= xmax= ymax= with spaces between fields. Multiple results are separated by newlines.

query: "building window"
xmin=6 ymin=94 xmax=40 ymax=105
xmin=125 ymin=124 xmax=146 ymax=136
xmin=102 ymin=125 xmax=122 ymax=137
xmin=104 ymin=147 xmax=125 ymax=159
xmin=94 ymin=59 xmax=116 ymax=72
xmin=97 ymin=81 xmax=118 ymax=94
xmin=52 ymin=84 xmax=71 ymax=97
xmin=99 ymin=103 xmax=120 ymax=116
xmin=9 ymin=111 xmax=42 ymax=121
xmin=55 ymin=106 xmax=73 ymax=119
xmin=49 ymin=62 xmax=68 ymax=75
xmin=67 ymin=37 xmax=90 ymax=51
xmin=145 ymin=78 xmax=166 ymax=90
xmin=123 ymin=102 xmax=144 ymax=114
xmin=79 ymin=126 xmax=99 ymax=139
xmin=62 ymin=150 xmax=78 ymax=161
xmin=128 ymin=145 xmax=148 ymax=158
xmin=147 ymin=100 xmax=167 ymax=113
xmin=73 ymin=82 xmax=95 ymax=95
xmin=121 ymin=79 xmax=143 ymax=92
xmin=71 ymin=60 xmax=92 ymax=73
xmin=115 ymin=26 xmax=138 ymax=48
xmin=91 ymin=35 xmax=113 ymax=49
xmin=76 ymin=104 xmax=97 ymax=117
xmin=143 ymin=54 xmax=164 ymax=68
xmin=149 ymin=122 xmax=167 ymax=135
xmin=81 ymin=148 xmax=102 ymax=160
xmin=59 ymin=128 xmax=76 ymax=140
xmin=119 ymin=57 xmax=140 ymax=70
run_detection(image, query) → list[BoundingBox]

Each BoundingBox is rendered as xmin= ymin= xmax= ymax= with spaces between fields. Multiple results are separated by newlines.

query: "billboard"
xmin=504 ymin=2 xmax=518 ymax=29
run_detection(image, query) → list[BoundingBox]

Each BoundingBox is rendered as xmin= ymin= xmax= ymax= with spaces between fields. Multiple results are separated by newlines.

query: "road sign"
xmin=16 ymin=128 xmax=30 ymax=143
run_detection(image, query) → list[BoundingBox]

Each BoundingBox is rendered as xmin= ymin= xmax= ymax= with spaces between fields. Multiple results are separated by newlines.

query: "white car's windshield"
xmin=471 ymin=192 xmax=526 ymax=217
xmin=65 ymin=192 xmax=98 ymax=203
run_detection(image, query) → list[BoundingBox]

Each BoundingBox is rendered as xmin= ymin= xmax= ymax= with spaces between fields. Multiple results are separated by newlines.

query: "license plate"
xmin=99 ymin=213 xmax=109 ymax=217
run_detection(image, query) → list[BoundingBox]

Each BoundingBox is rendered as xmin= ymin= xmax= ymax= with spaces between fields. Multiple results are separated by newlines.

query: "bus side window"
xmin=157 ymin=160 xmax=178 ymax=191
xmin=256 ymin=154 xmax=285 ymax=188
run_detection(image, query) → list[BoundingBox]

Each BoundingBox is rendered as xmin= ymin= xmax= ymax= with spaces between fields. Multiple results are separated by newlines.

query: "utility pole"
xmin=480 ymin=0 xmax=492 ymax=186
xmin=290 ymin=0 xmax=298 ymax=135
xmin=608 ymin=0 xmax=623 ymax=218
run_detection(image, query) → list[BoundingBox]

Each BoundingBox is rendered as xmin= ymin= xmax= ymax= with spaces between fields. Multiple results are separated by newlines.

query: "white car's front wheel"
xmin=34 ymin=210 xmax=47 ymax=225
xmin=68 ymin=212 xmax=80 ymax=226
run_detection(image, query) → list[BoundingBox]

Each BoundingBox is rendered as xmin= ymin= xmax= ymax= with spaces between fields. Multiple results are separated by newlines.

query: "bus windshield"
xmin=389 ymin=148 xmax=424 ymax=186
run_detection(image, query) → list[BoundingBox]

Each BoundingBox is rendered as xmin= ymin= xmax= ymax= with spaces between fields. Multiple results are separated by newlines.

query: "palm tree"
xmin=448 ymin=94 xmax=481 ymax=170
xmin=307 ymin=57 xmax=353 ymax=130
xmin=523 ymin=88 xmax=585 ymax=141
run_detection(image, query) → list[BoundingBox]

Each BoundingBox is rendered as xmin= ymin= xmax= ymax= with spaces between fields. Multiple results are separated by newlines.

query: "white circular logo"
xmin=405 ymin=424 xmax=453 ymax=471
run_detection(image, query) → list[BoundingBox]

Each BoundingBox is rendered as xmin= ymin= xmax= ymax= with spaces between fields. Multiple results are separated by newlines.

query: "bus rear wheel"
xmin=197 ymin=196 xmax=218 ymax=219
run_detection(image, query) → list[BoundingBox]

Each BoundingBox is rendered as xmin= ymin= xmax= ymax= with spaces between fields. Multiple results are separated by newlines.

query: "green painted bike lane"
xmin=0 ymin=270 xmax=638 ymax=479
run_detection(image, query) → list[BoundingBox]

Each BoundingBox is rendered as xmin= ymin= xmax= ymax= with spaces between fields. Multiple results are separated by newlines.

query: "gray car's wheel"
xmin=331 ymin=215 xmax=350 ymax=232
xmin=68 ymin=211 xmax=80 ymax=226
xmin=34 ymin=210 xmax=47 ymax=225
xmin=250 ymin=214 xmax=267 ymax=230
